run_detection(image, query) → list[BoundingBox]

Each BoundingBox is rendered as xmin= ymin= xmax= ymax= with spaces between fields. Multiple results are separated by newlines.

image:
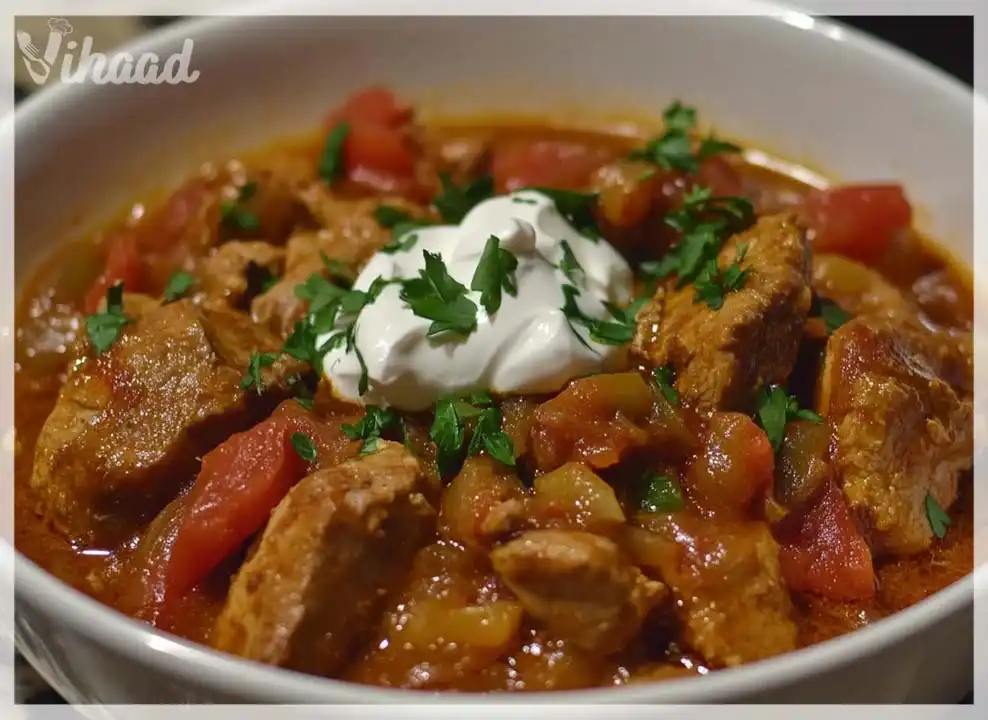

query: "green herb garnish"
xmin=558 ymin=239 xmax=583 ymax=284
xmin=470 ymin=235 xmax=518 ymax=315
xmin=434 ymin=173 xmax=495 ymax=224
xmin=220 ymin=181 xmax=260 ymax=232
xmin=817 ymin=298 xmax=851 ymax=334
xmin=560 ymin=284 xmax=648 ymax=347
xmin=925 ymin=493 xmax=951 ymax=539
xmin=240 ymin=351 xmax=277 ymax=394
xmin=400 ymin=250 xmax=478 ymax=338
xmin=373 ymin=205 xmax=433 ymax=255
xmin=651 ymin=365 xmax=680 ymax=406
xmin=86 ymin=282 xmax=131 ymax=354
xmin=693 ymin=243 xmax=749 ymax=311
xmin=163 ymin=271 xmax=195 ymax=303
xmin=629 ymin=100 xmax=741 ymax=173
xmin=319 ymin=122 xmax=350 ymax=186
xmin=343 ymin=405 xmax=406 ymax=456
xmin=755 ymin=385 xmax=823 ymax=452
xmin=291 ymin=432 xmax=318 ymax=463
xmin=639 ymin=472 xmax=685 ymax=513
xmin=430 ymin=392 xmax=515 ymax=476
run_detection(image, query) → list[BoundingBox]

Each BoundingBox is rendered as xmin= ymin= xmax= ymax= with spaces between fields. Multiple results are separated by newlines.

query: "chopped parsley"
xmin=320 ymin=252 xmax=355 ymax=288
xmin=163 ymin=271 xmax=195 ymax=303
xmin=558 ymin=239 xmax=583 ymax=283
xmin=434 ymin=172 xmax=495 ymax=224
xmin=470 ymin=235 xmax=518 ymax=315
xmin=925 ymin=493 xmax=951 ymax=539
xmin=343 ymin=405 xmax=406 ymax=455
xmin=560 ymin=284 xmax=648 ymax=347
xmin=291 ymin=432 xmax=318 ymax=463
xmin=755 ymin=385 xmax=823 ymax=452
xmin=639 ymin=472 xmax=685 ymax=513
xmin=220 ymin=181 xmax=260 ymax=232
xmin=430 ymin=392 xmax=515 ymax=476
xmin=693 ymin=243 xmax=749 ymax=311
xmin=400 ymin=250 xmax=478 ymax=338
xmin=629 ymin=100 xmax=741 ymax=173
xmin=86 ymin=282 xmax=131 ymax=354
xmin=525 ymin=187 xmax=601 ymax=241
xmin=651 ymin=365 xmax=680 ymax=406
xmin=815 ymin=297 xmax=851 ymax=334
xmin=240 ymin=351 xmax=277 ymax=394
xmin=319 ymin=122 xmax=350 ymax=186
xmin=373 ymin=205 xmax=433 ymax=254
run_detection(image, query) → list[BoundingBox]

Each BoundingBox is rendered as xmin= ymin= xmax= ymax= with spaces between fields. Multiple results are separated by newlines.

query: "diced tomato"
xmin=325 ymin=85 xmax=413 ymax=129
xmin=776 ymin=480 xmax=876 ymax=601
xmin=83 ymin=232 xmax=143 ymax=313
xmin=271 ymin=399 xmax=363 ymax=467
xmin=344 ymin=123 xmax=417 ymax=177
xmin=138 ymin=413 xmax=309 ymax=616
xmin=695 ymin=156 xmax=746 ymax=198
xmin=492 ymin=139 xmax=616 ymax=193
xmin=685 ymin=413 xmax=775 ymax=518
xmin=802 ymin=184 xmax=912 ymax=263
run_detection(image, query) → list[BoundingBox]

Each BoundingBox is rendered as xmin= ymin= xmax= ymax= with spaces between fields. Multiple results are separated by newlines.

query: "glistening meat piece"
xmin=819 ymin=316 xmax=973 ymax=555
xmin=490 ymin=529 xmax=665 ymax=655
xmin=30 ymin=298 xmax=302 ymax=544
xmin=632 ymin=213 xmax=812 ymax=412
xmin=212 ymin=442 xmax=435 ymax=675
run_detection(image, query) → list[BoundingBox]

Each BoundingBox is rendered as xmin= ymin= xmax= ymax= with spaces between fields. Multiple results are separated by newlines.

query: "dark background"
xmin=13 ymin=13 xmax=975 ymax=707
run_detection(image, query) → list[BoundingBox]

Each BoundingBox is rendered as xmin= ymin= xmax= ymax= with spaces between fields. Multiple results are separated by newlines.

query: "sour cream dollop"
xmin=321 ymin=191 xmax=634 ymax=411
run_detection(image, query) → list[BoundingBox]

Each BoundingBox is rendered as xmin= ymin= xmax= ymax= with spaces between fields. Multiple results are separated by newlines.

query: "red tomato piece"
xmin=83 ymin=232 xmax=143 ymax=313
xmin=776 ymin=480 xmax=876 ymax=601
xmin=139 ymin=413 xmax=309 ymax=615
xmin=325 ymin=85 xmax=413 ymax=129
xmin=802 ymin=184 xmax=912 ymax=263
xmin=696 ymin=155 xmax=746 ymax=198
xmin=344 ymin=123 xmax=417 ymax=177
xmin=492 ymin=139 xmax=616 ymax=193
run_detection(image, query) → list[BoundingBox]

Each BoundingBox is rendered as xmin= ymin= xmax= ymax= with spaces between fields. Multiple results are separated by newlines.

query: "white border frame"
xmin=0 ymin=1 xmax=983 ymax=716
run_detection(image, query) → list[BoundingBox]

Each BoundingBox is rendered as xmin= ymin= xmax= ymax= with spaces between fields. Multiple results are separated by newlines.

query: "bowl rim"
xmin=8 ymin=5 xmax=983 ymax=704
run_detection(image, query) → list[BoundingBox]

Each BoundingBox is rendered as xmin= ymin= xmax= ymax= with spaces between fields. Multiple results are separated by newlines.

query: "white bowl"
xmin=5 ymin=3 xmax=983 ymax=705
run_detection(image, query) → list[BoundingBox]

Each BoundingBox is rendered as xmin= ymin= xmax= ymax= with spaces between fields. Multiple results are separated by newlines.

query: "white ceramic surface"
xmin=4 ymin=3 xmax=983 ymax=705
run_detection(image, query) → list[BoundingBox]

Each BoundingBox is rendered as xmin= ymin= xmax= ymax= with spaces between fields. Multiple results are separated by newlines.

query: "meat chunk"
xmin=212 ymin=442 xmax=435 ymax=675
xmin=30 ymin=300 xmax=302 ymax=543
xmin=628 ymin=515 xmax=797 ymax=668
xmin=819 ymin=316 xmax=972 ymax=555
xmin=490 ymin=530 xmax=665 ymax=654
xmin=252 ymin=194 xmax=426 ymax=336
xmin=632 ymin=213 xmax=812 ymax=412
xmin=197 ymin=240 xmax=285 ymax=309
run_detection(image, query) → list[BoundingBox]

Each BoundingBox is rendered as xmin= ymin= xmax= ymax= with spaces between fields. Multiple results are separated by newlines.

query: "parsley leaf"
xmin=639 ymin=472 xmax=685 ymax=513
xmin=817 ymin=298 xmax=851 ymax=334
xmin=470 ymin=235 xmax=519 ymax=315
xmin=693 ymin=243 xmax=749 ymax=310
xmin=163 ymin=271 xmax=195 ymax=303
xmin=560 ymin=285 xmax=647 ymax=347
xmin=434 ymin=173 xmax=495 ymax=224
xmin=86 ymin=282 xmax=131 ymax=354
xmin=319 ymin=252 xmax=355 ymax=288
xmin=698 ymin=134 xmax=742 ymax=161
xmin=343 ymin=405 xmax=406 ymax=455
xmin=291 ymin=432 xmax=318 ymax=463
xmin=373 ymin=205 xmax=433 ymax=254
xmin=662 ymin=100 xmax=696 ymax=132
xmin=319 ymin=122 xmax=350 ymax=186
xmin=558 ymin=239 xmax=584 ymax=283
xmin=651 ymin=365 xmax=680 ymax=406
xmin=925 ymin=493 xmax=951 ymax=539
xmin=400 ymin=251 xmax=478 ymax=337
xmin=430 ymin=394 xmax=515 ymax=476
xmin=220 ymin=181 xmax=260 ymax=232
xmin=526 ymin=187 xmax=601 ymax=241
xmin=630 ymin=101 xmax=741 ymax=173
xmin=241 ymin=351 xmax=277 ymax=394
xmin=755 ymin=386 xmax=823 ymax=452
xmin=559 ymin=285 xmax=597 ymax=352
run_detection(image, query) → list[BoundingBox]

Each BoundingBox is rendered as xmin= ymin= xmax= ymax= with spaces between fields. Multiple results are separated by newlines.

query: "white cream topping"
xmin=320 ymin=191 xmax=634 ymax=411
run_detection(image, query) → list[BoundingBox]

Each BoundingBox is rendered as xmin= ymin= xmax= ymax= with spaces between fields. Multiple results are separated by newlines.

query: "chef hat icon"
xmin=48 ymin=18 xmax=74 ymax=36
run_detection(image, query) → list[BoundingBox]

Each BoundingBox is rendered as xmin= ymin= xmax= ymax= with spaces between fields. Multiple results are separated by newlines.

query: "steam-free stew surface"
xmin=15 ymin=88 xmax=973 ymax=690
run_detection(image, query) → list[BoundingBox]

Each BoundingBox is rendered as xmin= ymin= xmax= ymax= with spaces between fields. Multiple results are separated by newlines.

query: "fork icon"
xmin=16 ymin=29 xmax=63 ymax=85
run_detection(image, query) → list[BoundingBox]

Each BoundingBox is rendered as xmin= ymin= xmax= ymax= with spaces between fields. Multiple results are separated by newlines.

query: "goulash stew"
xmin=14 ymin=87 xmax=973 ymax=690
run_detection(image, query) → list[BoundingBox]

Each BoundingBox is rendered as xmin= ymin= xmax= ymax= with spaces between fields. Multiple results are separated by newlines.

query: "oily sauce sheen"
xmin=14 ymin=113 xmax=974 ymax=689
